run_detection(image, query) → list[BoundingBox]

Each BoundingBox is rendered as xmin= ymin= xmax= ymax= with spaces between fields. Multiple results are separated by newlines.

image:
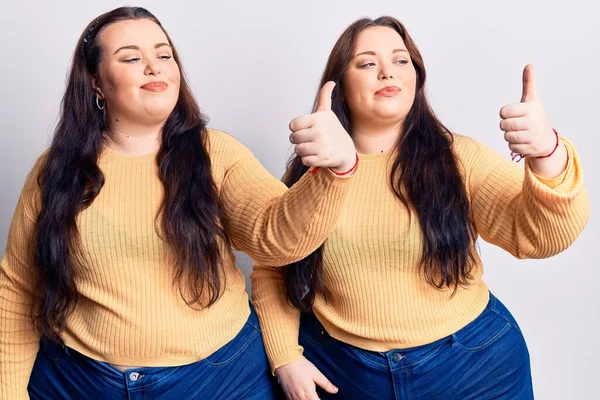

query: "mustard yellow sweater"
xmin=0 ymin=129 xmax=355 ymax=399
xmin=251 ymin=135 xmax=589 ymax=372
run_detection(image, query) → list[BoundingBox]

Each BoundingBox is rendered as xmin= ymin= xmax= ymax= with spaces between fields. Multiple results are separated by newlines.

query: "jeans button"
xmin=129 ymin=372 xmax=141 ymax=382
xmin=392 ymin=352 xmax=404 ymax=362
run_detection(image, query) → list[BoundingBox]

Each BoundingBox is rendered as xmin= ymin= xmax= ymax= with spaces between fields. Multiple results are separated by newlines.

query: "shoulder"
xmin=450 ymin=133 xmax=485 ymax=154
xmin=17 ymin=149 xmax=49 ymax=218
xmin=203 ymin=128 xmax=259 ymax=180
xmin=449 ymin=133 xmax=505 ymax=166
xmin=205 ymin=128 xmax=254 ymax=160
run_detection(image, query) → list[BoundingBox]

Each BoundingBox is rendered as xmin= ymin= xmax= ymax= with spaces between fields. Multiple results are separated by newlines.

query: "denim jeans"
xmin=28 ymin=304 xmax=277 ymax=399
xmin=299 ymin=292 xmax=534 ymax=399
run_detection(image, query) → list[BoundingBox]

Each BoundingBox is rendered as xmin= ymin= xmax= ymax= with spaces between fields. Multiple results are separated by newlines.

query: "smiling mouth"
xmin=376 ymin=87 xmax=401 ymax=97
xmin=141 ymin=82 xmax=168 ymax=92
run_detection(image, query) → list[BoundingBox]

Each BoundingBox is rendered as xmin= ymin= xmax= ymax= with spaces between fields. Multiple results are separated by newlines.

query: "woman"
xmin=0 ymin=6 xmax=359 ymax=400
xmin=252 ymin=16 xmax=589 ymax=400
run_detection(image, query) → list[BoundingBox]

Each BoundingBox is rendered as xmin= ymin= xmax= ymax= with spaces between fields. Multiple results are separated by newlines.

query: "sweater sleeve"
xmin=251 ymin=263 xmax=304 ymax=374
xmin=455 ymin=135 xmax=589 ymax=259
xmin=212 ymin=130 xmax=355 ymax=266
xmin=1 ymin=161 xmax=44 ymax=400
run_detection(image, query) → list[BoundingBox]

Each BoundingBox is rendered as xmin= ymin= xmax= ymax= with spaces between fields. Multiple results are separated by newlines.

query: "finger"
xmin=294 ymin=142 xmax=320 ymax=157
xmin=299 ymin=155 xmax=322 ymax=167
xmin=504 ymin=130 xmax=530 ymax=145
xmin=508 ymin=143 xmax=530 ymax=156
xmin=289 ymin=114 xmax=316 ymax=132
xmin=313 ymin=370 xmax=338 ymax=394
xmin=499 ymin=102 xmax=529 ymax=119
xmin=315 ymin=81 xmax=336 ymax=112
xmin=499 ymin=117 xmax=529 ymax=133
xmin=290 ymin=128 xmax=318 ymax=145
xmin=521 ymin=64 xmax=538 ymax=102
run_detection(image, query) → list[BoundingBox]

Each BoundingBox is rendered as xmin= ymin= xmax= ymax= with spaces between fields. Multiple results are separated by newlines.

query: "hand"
xmin=275 ymin=358 xmax=338 ymax=400
xmin=499 ymin=64 xmax=557 ymax=159
xmin=289 ymin=81 xmax=356 ymax=173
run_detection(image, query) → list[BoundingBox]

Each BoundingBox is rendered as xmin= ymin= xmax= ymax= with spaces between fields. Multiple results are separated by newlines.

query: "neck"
xmin=104 ymin=117 xmax=163 ymax=156
xmin=351 ymin=120 xmax=403 ymax=155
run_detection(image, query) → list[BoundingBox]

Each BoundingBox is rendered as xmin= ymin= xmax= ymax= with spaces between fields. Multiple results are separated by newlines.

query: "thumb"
xmin=312 ymin=367 xmax=338 ymax=394
xmin=520 ymin=64 xmax=538 ymax=102
xmin=316 ymin=81 xmax=336 ymax=112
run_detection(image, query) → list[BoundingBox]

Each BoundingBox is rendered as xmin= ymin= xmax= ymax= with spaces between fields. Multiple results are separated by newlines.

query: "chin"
xmin=145 ymin=103 xmax=177 ymax=119
xmin=374 ymin=108 xmax=405 ymax=120
xmin=375 ymin=101 xmax=413 ymax=119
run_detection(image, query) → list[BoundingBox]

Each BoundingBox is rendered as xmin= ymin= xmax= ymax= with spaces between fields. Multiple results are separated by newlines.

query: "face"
xmin=93 ymin=19 xmax=181 ymax=127
xmin=343 ymin=26 xmax=417 ymax=128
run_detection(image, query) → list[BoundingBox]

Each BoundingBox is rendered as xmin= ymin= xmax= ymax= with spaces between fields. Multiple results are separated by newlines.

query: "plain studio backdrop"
xmin=0 ymin=0 xmax=597 ymax=398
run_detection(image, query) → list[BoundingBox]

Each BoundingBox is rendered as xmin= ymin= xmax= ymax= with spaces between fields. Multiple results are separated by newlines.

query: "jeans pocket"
xmin=205 ymin=322 xmax=259 ymax=367
xmin=451 ymin=309 xmax=513 ymax=352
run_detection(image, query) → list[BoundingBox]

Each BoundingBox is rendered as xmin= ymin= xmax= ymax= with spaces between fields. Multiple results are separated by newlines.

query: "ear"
xmin=92 ymin=76 xmax=104 ymax=99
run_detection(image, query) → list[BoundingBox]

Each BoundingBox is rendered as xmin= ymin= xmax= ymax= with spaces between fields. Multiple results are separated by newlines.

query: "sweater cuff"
xmin=525 ymin=137 xmax=584 ymax=197
xmin=308 ymin=159 xmax=359 ymax=181
xmin=270 ymin=349 xmax=305 ymax=375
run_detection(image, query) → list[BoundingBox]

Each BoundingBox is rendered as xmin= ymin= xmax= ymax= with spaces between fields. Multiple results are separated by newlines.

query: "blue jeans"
xmin=299 ymin=292 xmax=534 ymax=399
xmin=28 ymin=304 xmax=277 ymax=399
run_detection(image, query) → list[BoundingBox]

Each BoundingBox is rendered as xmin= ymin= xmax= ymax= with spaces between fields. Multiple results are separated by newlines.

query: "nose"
xmin=378 ymin=61 xmax=394 ymax=80
xmin=144 ymin=60 xmax=161 ymax=76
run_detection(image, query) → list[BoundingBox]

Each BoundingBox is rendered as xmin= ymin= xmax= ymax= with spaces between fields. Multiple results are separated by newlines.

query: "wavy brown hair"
xmin=283 ymin=17 xmax=477 ymax=311
xmin=33 ymin=6 xmax=230 ymax=341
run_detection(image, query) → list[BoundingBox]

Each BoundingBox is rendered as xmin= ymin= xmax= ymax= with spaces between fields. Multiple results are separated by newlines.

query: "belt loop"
xmin=450 ymin=334 xmax=458 ymax=347
xmin=488 ymin=291 xmax=497 ymax=312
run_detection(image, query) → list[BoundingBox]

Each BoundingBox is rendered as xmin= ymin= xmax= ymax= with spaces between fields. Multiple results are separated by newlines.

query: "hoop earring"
xmin=96 ymin=95 xmax=105 ymax=110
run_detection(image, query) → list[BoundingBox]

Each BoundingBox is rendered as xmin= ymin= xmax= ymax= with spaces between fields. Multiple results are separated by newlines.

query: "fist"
xmin=289 ymin=81 xmax=356 ymax=173
xmin=499 ymin=64 xmax=556 ymax=160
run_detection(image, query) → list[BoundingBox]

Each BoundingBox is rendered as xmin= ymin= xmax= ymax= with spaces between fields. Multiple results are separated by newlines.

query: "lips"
xmin=376 ymin=86 xmax=401 ymax=96
xmin=141 ymin=82 xmax=168 ymax=92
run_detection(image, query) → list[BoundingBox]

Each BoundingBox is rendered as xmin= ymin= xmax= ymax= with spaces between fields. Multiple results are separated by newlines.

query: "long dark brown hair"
xmin=283 ymin=17 xmax=477 ymax=311
xmin=33 ymin=7 xmax=231 ymax=341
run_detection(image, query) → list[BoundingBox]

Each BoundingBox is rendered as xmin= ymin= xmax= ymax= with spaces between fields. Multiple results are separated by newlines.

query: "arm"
xmin=251 ymin=263 xmax=338 ymax=398
xmin=459 ymin=135 xmax=589 ymax=259
xmin=1 ymin=172 xmax=43 ymax=400
xmin=216 ymin=131 xmax=355 ymax=266
xmin=250 ymin=264 xmax=303 ymax=372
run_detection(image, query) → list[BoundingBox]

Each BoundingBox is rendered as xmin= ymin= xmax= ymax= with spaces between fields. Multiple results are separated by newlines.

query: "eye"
xmin=159 ymin=55 xmax=172 ymax=60
xmin=123 ymin=58 xmax=140 ymax=63
xmin=394 ymin=59 xmax=409 ymax=65
xmin=359 ymin=62 xmax=376 ymax=68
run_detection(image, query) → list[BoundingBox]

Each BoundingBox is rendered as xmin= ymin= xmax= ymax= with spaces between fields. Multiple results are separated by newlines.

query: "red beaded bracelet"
xmin=329 ymin=153 xmax=359 ymax=176
xmin=511 ymin=128 xmax=560 ymax=163
xmin=535 ymin=128 xmax=560 ymax=159
xmin=309 ymin=153 xmax=359 ymax=176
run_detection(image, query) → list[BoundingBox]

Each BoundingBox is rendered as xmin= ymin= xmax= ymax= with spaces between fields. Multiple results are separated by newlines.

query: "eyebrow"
xmin=113 ymin=43 xmax=171 ymax=55
xmin=353 ymin=49 xmax=408 ymax=58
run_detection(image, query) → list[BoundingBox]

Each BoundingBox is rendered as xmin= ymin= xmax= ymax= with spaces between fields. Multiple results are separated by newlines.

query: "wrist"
xmin=535 ymin=128 xmax=560 ymax=159
xmin=329 ymin=153 xmax=359 ymax=175
xmin=511 ymin=128 xmax=560 ymax=163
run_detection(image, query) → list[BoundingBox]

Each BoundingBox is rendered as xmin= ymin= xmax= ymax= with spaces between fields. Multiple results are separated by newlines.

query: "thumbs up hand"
xmin=289 ymin=81 xmax=357 ymax=173
xmin=499 ymin=64 xmax=557 ymax=160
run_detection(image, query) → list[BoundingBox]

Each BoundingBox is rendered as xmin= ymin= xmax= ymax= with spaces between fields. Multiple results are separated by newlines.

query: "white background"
xmin=0 ymin=1 xmax=597 ymax=398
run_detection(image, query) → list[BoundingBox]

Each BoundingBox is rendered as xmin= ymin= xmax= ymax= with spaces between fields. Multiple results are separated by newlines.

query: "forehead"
xmin=354 ymin=26 xmax=406 ymax=53
xmin=98 ymin=19 xmax=169 ymax=53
